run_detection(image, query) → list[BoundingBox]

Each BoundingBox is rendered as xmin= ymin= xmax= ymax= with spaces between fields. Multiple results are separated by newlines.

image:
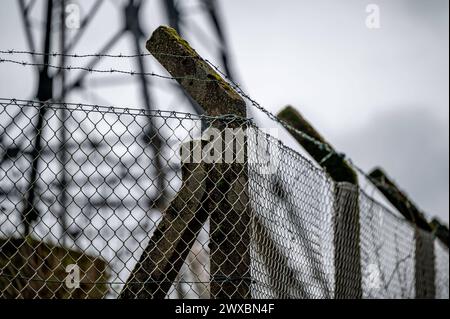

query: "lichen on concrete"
xmin=146 ymin=26 xmax=246 ymax=118
xmin=142 ymin=26 xmax=251 ymax=299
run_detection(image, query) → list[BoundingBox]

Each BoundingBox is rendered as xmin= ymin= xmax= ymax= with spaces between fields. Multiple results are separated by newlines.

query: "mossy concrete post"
xmin=120 ymin=141 xmax=209 ymax=299
xmin=146 ymin=26 xmax=251 ymax=299
xmin=277 ymin=105 xmax=362 ymax=299
xmin=369 ymin=168 xmax=436 ymax=299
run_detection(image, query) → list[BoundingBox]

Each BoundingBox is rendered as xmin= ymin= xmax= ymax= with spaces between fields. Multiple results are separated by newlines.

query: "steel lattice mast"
xmin=11 ymin=0 xmax=239 ymax=239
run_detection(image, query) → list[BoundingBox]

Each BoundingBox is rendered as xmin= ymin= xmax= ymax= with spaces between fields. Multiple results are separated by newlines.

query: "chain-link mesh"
xmin=435 ymin=240 xmax=449 ymax=299
xmin=0 ymin=99 xmax=448 ymax=299
xmin=360 ymin=191 xmax=416 ymax=298
xmin=248 ymin=130 xmax=334 ymax=298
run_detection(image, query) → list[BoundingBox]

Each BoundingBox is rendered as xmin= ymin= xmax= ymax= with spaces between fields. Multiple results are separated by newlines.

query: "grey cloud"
xmin=336 ymin=106 xmax=449 ymax=223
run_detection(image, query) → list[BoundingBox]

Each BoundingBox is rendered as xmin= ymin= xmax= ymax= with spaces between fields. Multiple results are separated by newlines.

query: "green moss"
xmin=159 ymin=26 xmax=198 ymax=58
xmin=207 ymin=72 xmax=233 ymax=92
xmin=156 ymin=26 xmax=234 ymax=93
xmin=278 ymin=106 xmax=298 ymax=122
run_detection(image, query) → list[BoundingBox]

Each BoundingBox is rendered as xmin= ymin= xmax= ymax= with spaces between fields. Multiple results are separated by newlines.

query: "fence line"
xmin=0 ymin=98 xmax=447 ymax=299
xmin=0 ymin=51 xmax=439 ymax=217
xmin=0 ymin=58 xmax=213 ymax=82
xmin=0 ymin=25 xmax=448 ymax=299
xmin=1 ymin=43 xmax=447 ymax=237
xmin=1 ymin=47 xmax=447 ymax=234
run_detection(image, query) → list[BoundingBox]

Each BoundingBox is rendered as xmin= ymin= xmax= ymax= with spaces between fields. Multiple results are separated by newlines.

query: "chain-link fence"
xmin=0 ymin=99 xmax=448 ymax=299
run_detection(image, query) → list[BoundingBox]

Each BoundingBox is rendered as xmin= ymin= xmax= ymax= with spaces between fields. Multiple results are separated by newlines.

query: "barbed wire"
xmin=0 ymin=54 xmax=347 ymax=156
xmin=0 ymin=49 xmax=440 ymax=232
xmin=0 ymin=57 xmax=218 ymax=82
xmin=0 ymin=49 xmax=150 ymax=58
xmin=0 ymin=49 xmax=364 ymax=172
xmin=0 ymin=49 xmax=204 ymax=59
xmin=203 ymin=59 xmax=436 ymax=227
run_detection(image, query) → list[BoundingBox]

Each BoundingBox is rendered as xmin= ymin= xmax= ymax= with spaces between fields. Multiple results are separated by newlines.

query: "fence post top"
xmin=368 ymin=167 xmax=387 ymax=179
xmin=146 ymin=26 xmax=246 ymax=118
xmin=277 ymin=104 xmax=358 ymax=185
xmin=368 ymin=166 xmax=435 ymax=232
xmin=278 ymin=105 xmax=302 ymax=118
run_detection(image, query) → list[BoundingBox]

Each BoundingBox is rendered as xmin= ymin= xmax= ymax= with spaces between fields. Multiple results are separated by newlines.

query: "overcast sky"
xmin=220 ymin=0 xmax=449 ymax=222
xmin=0 ymin=0 xmax=448 ymax=223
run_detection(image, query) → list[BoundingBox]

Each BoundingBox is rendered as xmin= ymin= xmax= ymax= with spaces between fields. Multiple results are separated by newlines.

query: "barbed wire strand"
xmin=1 ymin=49 xmax=177 ymax=58
xmin=0 ymin=49 xmax=436 ymax=231
xmin=0 ymin=58 xmax=215 ymax=82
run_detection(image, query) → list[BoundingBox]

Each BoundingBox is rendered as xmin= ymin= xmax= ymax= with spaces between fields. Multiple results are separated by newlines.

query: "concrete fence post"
xmin=121 ymin=26 xmax=251 ymax=299
xmin=277 ymin=105 xmax=362 ymax=299
xmin=120 ymin=140 xmax=209 ymax=299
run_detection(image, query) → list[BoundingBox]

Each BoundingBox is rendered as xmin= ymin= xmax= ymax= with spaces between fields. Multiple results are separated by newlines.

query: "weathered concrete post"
xmin=146 ymin=26 xmax=250 ymax=299
xmin=369 ymin=168 xmax=436 ymax=299
xmin=277 ymin=105 xmax=362 ymax=299
xmin=120 ymin=141 xmax=209 ymax=298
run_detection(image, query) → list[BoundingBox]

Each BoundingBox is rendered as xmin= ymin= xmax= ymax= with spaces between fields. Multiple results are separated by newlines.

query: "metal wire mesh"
xmin=360 ymin=191 xmax=416 ymax=298
xmin=0 ymin=99 xmax=448 ymax=299
xmin=248 ymin=129 xmax=334 ymax=298
xmin=435 ymin=240 xmax=449 ymax=299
